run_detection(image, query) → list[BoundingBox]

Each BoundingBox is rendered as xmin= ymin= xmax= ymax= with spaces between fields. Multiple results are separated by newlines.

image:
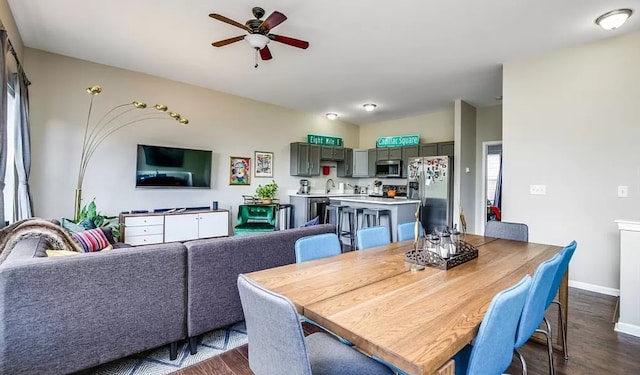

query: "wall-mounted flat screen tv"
xmin=136 ymin=144 xmax=212 ymax=188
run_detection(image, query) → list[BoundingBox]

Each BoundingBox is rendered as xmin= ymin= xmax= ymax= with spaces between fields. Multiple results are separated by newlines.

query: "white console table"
xmin=119 ymin=209 xmax=230 ymax=245
xmin=615 ymin=220 xmax=640 ymax=337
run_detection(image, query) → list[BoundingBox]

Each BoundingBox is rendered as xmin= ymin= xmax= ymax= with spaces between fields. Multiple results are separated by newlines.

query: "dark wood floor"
xmin=175 ymin=288 xmax=640 ymax=375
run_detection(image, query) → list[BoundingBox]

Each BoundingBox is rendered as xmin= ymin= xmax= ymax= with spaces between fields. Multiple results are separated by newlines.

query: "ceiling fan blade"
xmin=269 ymin=34 xmax=309 ymax=49
xmin=259 ymin=11 xmax=287 ymax=32
xmin=260 ymin=46 xmax=273 ymax=60
xmin=211 ymin=35 xmax=246 ymax=47
xmin=209 ymin=13 xmax=251 ymax=31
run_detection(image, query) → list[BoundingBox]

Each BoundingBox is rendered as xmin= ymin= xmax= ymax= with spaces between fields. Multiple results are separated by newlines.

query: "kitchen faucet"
xmin=325 ymin=178 xmax=335 ymax=194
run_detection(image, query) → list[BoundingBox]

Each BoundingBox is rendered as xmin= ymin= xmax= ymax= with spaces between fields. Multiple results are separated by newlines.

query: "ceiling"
xmin=7 ymin=0 xmax=640 ymax=125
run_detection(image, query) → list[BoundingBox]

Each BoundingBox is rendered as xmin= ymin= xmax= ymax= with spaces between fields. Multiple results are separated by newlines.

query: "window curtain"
xmin=13 ymin=66 xmax=33 ymax=219
xmin=0 ymin=30 xmax=9 ymax=228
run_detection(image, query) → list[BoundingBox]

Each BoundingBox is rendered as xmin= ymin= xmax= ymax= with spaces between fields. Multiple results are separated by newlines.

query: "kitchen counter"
xmin=329 ymin=196 xmax=420 ymax=205
xmin=329 ymin=196 xmax=420 ymax=243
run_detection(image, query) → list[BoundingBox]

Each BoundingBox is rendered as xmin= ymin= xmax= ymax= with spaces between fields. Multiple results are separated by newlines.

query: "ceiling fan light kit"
xmin=595 ymin=9 xmax=633 ymax=30
xmin=325 ymin=113 xmax=338 ymax=120
xmin=363 ymin=103 xmax=377 ymax=112
xmin=245 ymin=34 xmax=270 ymax=49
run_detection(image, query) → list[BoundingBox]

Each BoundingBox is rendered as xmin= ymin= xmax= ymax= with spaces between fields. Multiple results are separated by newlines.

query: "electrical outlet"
xmin=530 ymin=185 xmax=546 ymax=195
xmin=618 ymin=185 xmax=629 ymax=198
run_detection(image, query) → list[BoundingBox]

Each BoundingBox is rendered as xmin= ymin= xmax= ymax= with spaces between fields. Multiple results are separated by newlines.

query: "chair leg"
xmin=515 ymin=349 xmax=528 ymax=375
xmin=169 ymin=341 xmax=178 ymax=360
xmin=552 ymin=300 xmax=569 ymax=360
xmin=538 ymin=317 xmax=555 ymax=375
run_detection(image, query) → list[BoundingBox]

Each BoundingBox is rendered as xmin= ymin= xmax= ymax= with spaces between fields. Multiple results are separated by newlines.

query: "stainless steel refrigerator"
xmin=407 ymin=156 xmax=453 ymax=234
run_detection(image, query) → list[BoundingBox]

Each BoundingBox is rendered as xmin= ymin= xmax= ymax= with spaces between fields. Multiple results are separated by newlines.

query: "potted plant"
xmin=75 ymin=198 xmax=122 ymax=238
xmin=255 ymin=180 xmax=278 ymax=204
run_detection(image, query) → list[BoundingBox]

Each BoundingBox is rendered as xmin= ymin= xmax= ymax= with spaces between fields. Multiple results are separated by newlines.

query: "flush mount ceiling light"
xmin=363 ymin=103 xmax=377 ymax=112
xmin=595 ymin=9 xmax=633 ymax=30
xmin=325 ymin=113 xmax=338 ymax=120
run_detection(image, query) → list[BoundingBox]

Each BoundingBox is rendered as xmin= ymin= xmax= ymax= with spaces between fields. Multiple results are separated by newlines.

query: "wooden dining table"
xmin=246 ymin=234 xmax=566 ymax=375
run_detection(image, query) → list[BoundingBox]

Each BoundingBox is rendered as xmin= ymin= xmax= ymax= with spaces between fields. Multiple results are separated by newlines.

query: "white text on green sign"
xmin=377 ymin=135 xmax=419 ymax=147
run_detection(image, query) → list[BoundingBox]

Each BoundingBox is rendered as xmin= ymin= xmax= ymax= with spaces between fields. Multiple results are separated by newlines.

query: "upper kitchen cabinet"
xmin=437 ymin=142 xmax=454 ymax=157
xmin=351 ymin=149 xmax=369 ymax=177
xmin=321 ymin=146 xmax=345 ymax=161
xmin=419 ymin=142 xmax=454 ymax=157
xmin=419 ymin=143 xmax=438 ymax=156
xmin=337 ymin=148 xmax=353 ymax=177
xmin=368 ymin=149 xmax=377 ymax=177
xmin=290 ymin=142 xmax=321 ymax=176
xmin=376 ymin=147 xmax=402 ymax=161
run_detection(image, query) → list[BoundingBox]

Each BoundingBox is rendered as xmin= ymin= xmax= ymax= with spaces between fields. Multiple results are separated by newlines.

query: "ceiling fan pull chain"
xmin=254 ymin=49 xmax=259 ymax=68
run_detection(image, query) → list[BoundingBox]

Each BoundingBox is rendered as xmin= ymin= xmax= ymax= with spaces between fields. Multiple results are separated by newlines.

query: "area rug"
xmin=87 ymin=322 xmax=247 ymax=375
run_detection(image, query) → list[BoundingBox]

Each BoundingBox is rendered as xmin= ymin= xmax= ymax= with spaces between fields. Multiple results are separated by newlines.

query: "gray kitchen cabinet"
xmin=376 ymin=147 xmax=402 ymax=161
xmin=419 ymin=142 xmax=454 ymax=157
xmin=337 ymin=148 xmax=353 ymax=177
xmin=419 ymin=143 xmax=438 ymax=156
xmin=402 ymin=145 xmax=419 ymax=177
xmin=290 ymin=142 xmax=321 ymax=176
xmin=438 ymin=142 xmax=454 ymax=157
xmin=376 ymin=148 xmax=389 ymax=161
xmin=352 ymin=149 xmax=369 ymax=177
xmin=321 ymin=146 xmax=345 ymax=161
xmin=368 ymin=149 xmax=376 ymax=177
xmin=389 ymin=147 xmax=402 ymax=160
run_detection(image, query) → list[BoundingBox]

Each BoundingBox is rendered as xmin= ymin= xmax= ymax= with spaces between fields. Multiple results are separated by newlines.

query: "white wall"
xmin=24 ymin=49 xmax=360 ymax=221
xmin=503 ymin=31 xmax=640 ymax=292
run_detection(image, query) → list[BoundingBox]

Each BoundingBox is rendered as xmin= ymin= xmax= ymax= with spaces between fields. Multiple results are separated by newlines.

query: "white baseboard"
xmin=568 ymin=280 xmax=620 ymax=296
xmin=614 ymin=322 xmax=640 ymax=338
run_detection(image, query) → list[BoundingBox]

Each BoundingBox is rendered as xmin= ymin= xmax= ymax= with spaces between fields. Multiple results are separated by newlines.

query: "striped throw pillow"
xmin=72 ymin=228 xmax=111 ymax=252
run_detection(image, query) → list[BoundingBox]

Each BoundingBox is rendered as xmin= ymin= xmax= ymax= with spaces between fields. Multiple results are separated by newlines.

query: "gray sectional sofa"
xmin=0 ymin=224 xmax=336 ymax=375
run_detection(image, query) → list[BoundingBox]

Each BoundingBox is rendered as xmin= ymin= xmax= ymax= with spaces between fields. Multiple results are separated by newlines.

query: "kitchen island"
xmin=329 ymin=196 xmax=420 ymax=242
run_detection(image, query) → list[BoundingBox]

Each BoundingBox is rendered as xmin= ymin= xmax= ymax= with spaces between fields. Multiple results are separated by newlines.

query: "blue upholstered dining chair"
xmin=295 ymin=233 xmax=342 ymax=263
xmin=453 ymin=275 xmax=532 ymax=375
xmin=397 ymin=222 xmax=423 ymax=242
xmin=356 ymin=226 xmax=391 ymax=250
xmin=514 ymin=252 xmax=563 ymax=375
xmin=544 ymin=240 xmax=578 ymax=360
xmin=484 ymin=221 xmax=529 ymax=242
xmin=237 ymin=274 xmax=394 ymax=375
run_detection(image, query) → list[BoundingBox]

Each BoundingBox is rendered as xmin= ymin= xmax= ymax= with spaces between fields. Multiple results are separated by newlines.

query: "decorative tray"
xmin=404 ymin=240 xmax=478 ymax=270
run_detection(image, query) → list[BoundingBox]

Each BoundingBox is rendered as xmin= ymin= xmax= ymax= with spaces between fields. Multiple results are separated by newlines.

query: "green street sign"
xmin=307 ymin=134 xmax=343 ymax=146
xmin=377 ymin=135 xmax=419 ymax=147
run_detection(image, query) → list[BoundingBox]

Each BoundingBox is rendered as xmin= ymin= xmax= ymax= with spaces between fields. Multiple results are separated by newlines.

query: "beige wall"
xmin=359 ymin=109 xmax=454 ymax=148
xmin=0 ymin=0 xmax=23 ymax=58
xmin=474 ymin=105 xmax=502 ymax=232
xmin=454 ymin=100 xmax=477 ymax=233
xmin=24 ymin=49 xmax=360 ymax=220
xmin=503 ymin=30 xmax=640 ymax=293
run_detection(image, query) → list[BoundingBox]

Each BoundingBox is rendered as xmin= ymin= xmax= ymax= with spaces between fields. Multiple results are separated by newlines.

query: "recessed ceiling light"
xmin=595 ymin=9 xmax=633 ymax=30
xmin=363 ymin=103 xmax=377 ymax=112
xmin=325 ymin=113 xmax=338 ymax=120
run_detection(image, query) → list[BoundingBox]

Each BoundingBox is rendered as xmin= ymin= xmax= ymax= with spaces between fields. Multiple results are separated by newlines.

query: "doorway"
xmin=479 ymin=141 xmax=502 ymax=234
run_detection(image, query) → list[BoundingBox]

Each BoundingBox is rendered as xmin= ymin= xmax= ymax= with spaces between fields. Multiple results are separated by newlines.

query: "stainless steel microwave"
xmin=375 ymin=160 xmax=402 ymax=178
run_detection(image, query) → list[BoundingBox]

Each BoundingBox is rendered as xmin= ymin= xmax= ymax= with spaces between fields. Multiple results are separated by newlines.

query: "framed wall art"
xmin=254 ymin=151 xmax=274 ymax=178
xmin=229 ymin=156 xmax=251 ymax=185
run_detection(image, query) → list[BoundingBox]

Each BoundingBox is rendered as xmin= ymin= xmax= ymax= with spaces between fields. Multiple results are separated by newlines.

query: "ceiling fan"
xmin=209 ymin=7 xmax=310 ymax=68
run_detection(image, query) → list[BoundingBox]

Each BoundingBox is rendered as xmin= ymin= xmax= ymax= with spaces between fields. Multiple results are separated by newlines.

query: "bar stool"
xmin=340 ymin=207 xmax=365 ymax=251
xmin=324 ymin=204 xmax=348 ymax=235
xmin=363 ymin=208 xmax=392 ymax=242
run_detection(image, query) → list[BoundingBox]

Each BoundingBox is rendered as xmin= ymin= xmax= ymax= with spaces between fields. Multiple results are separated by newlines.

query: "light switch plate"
xmin=618 ymin=185 xmax=629 ymax=198
xmin=530 ymin=185 xmax=546 ymax=195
